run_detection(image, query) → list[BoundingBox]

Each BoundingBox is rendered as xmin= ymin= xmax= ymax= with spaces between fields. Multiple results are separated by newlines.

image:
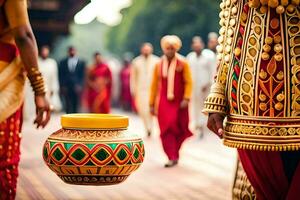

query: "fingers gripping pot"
xmin=43 ymin=114 xmax=145 ymax=185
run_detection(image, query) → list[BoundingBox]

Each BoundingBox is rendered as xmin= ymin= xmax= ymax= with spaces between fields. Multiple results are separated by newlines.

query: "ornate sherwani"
xmin=204 ymin=1 xmax=300 ymax=199
xmin=204 ymin=0 xmax=300 ymax=151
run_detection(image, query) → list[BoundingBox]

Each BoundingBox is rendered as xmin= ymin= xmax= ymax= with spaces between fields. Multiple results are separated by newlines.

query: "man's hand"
xmin=180 ymin=99 xmax=189 ymax=109
xmin=34 ymin=95 xmax=51 ymax=129
xmin=150 ymin=106 xmax=156 ymax=116
xmin=207 ymin=113 xmax=225 ymax=138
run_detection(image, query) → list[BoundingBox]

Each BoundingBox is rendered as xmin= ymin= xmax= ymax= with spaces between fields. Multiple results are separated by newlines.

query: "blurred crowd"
xmin=24 ymin=32 xmax=218 ymax=139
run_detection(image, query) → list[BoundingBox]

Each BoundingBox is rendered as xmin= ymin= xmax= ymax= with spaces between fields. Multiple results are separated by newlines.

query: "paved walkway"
xmin=16 ymin=110 xmax=237 ymax=200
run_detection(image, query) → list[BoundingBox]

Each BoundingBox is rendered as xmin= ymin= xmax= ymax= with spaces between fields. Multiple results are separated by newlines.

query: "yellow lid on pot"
xmin=61 ymin=114 xmax=129 ymax=129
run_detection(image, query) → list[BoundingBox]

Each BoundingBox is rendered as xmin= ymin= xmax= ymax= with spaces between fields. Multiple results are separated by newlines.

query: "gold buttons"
xmin=225 ymin=46 xmax=231 ymax=53
xmin=276 ymin=5 xmax=285 ymax=14
xmin=262 ymin=52 xmax=270 ymax=60
xmin=287 ymin=4 xmax=295 ymax=12
xmin=275 ymin=102 xmax=284 ymax=111
xmin=249 ymin=0 xmax=261 ymax=8
xmin=276 ymin=93 xmax=285 ymax=101
xmin=263 ymin=44 xmax=272 ymax=52
xmin=260 ymin=103 xmax=267 ymax=111
xmin=274 ymin=44 xmax=283 ymax=53
xmin=268 ymin=0 xmax=279 ymax=8
xmin=234 ymin=48 xmax=241 ymax=57
xmin=275 ymin=53 xmax=283 ymax=62
xmin=259 ymin=70 xmax=268 ymax=79
xmin=265 ymin=37 xmax=273 ymax=45
xmin=259 ymin=94 xmax=267 ymax=101
xmin=260 ymin=0 xmax=269 ymax=5
xmin=276 ymin=71 xmax=284 ymax=80
xmin=274 ymin=35 xmax=282 ymax=43
xmin=260 ymin=6 xmax=268 ymax=13
xmin=281 ymin=0 xmax=289 ymax=6
xmin=217 ymin=45 xmax=223 ymax=53
xmin=224 ymin=55 xmax=231 ymax=63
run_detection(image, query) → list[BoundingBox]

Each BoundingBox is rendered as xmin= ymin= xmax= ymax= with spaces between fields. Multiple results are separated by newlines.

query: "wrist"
xmin=35 ymin=93 xmax=46 ymax=97
xmin=27 ymin=67 xmax=46 ymax=96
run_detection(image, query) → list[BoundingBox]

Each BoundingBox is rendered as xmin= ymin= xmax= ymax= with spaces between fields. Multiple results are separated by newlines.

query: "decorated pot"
xmin=43 ymin=114 xmax=145 ymax=186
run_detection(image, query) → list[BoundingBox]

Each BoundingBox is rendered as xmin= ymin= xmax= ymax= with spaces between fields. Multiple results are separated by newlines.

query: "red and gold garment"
xmin=0 ymin=109 xmax=22 ymax=200
xmin=204 ymin=0 xmax=300 ymax=199
xmin=0 ymin=0 xmax=28 ymax=198
xmin=150 ymin=55 xmax=193 ymax=161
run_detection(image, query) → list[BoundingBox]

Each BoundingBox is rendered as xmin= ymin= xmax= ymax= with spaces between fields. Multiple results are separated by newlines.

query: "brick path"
xmin=16 ymin=110 xmax=237 ymax=200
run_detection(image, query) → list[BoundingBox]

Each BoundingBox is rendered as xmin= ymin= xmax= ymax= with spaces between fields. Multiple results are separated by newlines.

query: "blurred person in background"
xmin=203 ymin=32 xmax=219 ymax=75
xmin=203 ymin=32 xmax=218 ymax=57
xmin=84 ymin=52 xmax=112 ymax=113
xmin=0 ymin=0 xmax=51 ymax=198
xmin=24 ymin=45 xmax=61 ymax=118
xmin=38 ymin=45 xmax=61 ymax=111
xmin=131 ymin=43 xmax=159 ymax=137
xmin=120 ymin=54 xmax=133 ymax=111
xmin=187 ymin=36 xmax=212 ymax=138
xmin=58 ymin=46 xmax=86 ymax=113
xmin=150 ymin=35 xmax=193 ymax=167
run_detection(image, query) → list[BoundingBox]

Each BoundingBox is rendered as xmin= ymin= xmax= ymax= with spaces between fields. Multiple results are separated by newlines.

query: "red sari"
xmin=0 ymin=109 xmax=22 ymax=200
xmin=0 ymin=0 xmax=33 ymax=198
xmin=151 ymin=57 xmax=193 ymax=161
xmin=120 ymin=64 xmax=132 ymax=110
xmin=0 ymin=42 xmax=24 ymax=200
xmin=86 ymin=63 xmax=112 ymax=114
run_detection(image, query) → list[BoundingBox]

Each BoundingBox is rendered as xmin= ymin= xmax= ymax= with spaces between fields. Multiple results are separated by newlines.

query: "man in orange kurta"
xmin=0 ymin=0 xmax=51 ymax=199
xmin=150 ymin=35 xmax=193 ymax=167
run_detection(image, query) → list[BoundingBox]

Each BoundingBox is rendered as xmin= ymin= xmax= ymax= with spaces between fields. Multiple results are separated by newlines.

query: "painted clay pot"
xmin=43 ymin=114 xmax=145 ymax=186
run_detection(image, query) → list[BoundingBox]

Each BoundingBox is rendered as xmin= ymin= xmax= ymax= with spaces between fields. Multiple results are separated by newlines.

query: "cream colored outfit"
xmin=187 ymin=51 xmax=213 ymax=129
xmin=131 ymin=54 xmax=159 ymax=133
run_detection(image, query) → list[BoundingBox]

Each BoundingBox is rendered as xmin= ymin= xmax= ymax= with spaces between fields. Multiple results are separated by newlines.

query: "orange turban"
xmin=160 ymin=35 xmax=182 ymax=51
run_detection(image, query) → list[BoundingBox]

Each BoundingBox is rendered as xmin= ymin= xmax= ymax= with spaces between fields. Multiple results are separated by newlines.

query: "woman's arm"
xmin=5 ymin=0 xmax=50 ymax=128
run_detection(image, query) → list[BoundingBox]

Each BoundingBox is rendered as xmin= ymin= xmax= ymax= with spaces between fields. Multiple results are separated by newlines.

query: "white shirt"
xmin=186 ymin=51 xmax=212 ymax=89
xmin=38 ymin=57 xmax=61 ymax=110
xmin=130 ymin=54 xmax=160 ymax=96
xmin=202 ymin=49 xmax=217 ymax=61
xmin=68 ymin=57 xmax=78 ymax=72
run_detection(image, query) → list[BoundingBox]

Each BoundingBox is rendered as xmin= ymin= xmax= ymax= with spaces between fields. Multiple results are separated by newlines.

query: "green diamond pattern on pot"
xmin=126 ymin=142 xmax=132 ymax=149
xmin=64 ymin=143 xmax=73 ymax=151
xmin=117 ymin=148 xmax=128 ymax=160
xmin=94 ymin=148 xmax=109 ymax=161
xmin=108 ymin=143 xmax=117 ymax=150
xmin=139 ymin=141 xmax=143 ymax=147
xmin=50 ymin=141 xmax=56 ymax=148
xmin=86 ymin=143 xmax=96 ymax=150
xmin=53 ymin=147 xmax=64 ymax=161
xmin=71 ymin=148 xmax=87 ymax=161
xmin=133 ymin=148 xmax=140 ymax=160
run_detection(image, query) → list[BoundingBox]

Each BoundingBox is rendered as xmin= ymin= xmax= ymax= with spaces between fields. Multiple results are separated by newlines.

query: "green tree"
xmin=107 ymin=0 xmax=220 ymax=56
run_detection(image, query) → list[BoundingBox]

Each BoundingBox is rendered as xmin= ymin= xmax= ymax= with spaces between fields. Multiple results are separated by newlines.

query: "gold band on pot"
xmin=61 ymin=114 xmax=129 ymax=129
